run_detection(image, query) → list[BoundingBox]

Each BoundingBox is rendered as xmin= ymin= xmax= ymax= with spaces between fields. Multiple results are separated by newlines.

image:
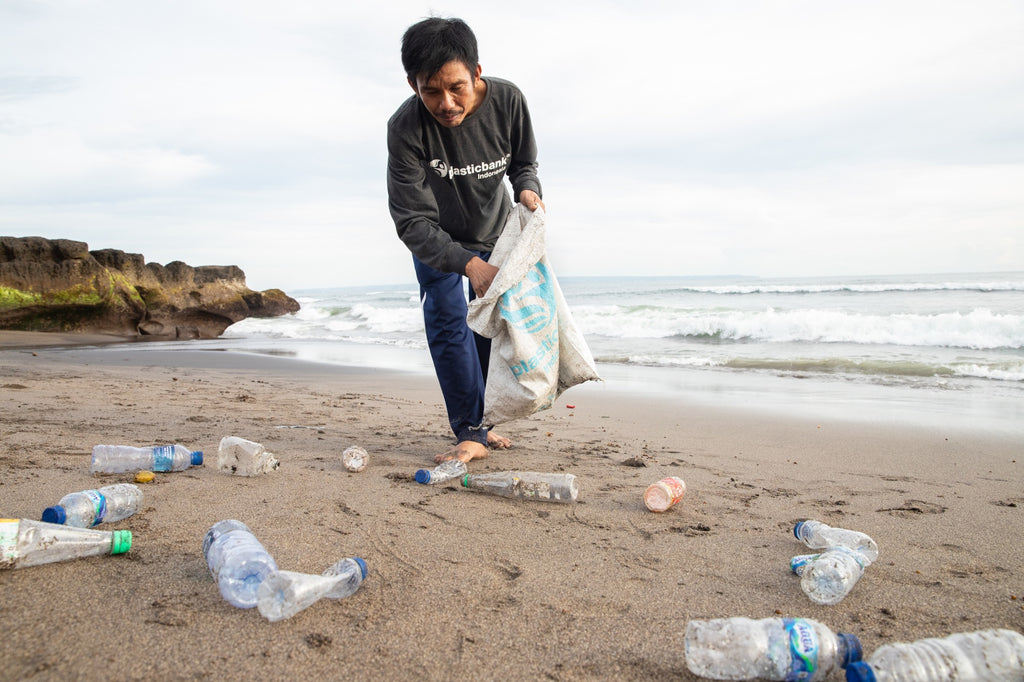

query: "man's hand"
xmin=519 ymin=189 xmax=545 ymax=212
xmin=465 ymin=256 xmax=499 ymax=298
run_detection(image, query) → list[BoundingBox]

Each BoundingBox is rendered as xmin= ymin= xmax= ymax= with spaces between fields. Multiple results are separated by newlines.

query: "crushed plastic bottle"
xmin=91 ymin=444 xmax=203 ymax=474
xmin=644 ymin=476 xmax=686 ymax=512
xmin=202 ymin=520 xmax=278 ymax=609
xmin=790 ymin=546 xmax=869 ymax=605
xmin=685 ymin=616 xmax=862 ymax=681
xmin=846 ymin=628 xmax=1024 ymax=681
xmin=794 ymin=520 xmax=879 ymax=563
xmin=216 ymin=436 xmax=280 ymax=477
xmin=0 ymin=518 xmax=131 ymax=569
xmin=257 ymin=557 xmax=368 ymax=622
xmin=415 ymin=459 xmax=467 ymax=484
xmin=41 ymin=483 xmax=143 ymax=527
xmin=461 ymin=471 xmax=578 ymax=503
xmin=342 ymin=446 xmax=368 ymax=472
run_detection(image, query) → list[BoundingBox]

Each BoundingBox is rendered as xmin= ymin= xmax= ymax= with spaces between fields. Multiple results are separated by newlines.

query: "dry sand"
xmin=1 ymin=332 xmax=1022 ymax=680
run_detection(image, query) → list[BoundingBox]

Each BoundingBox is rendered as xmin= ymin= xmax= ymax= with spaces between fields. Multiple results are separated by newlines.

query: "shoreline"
xmin=1 ymin=332 xmax=1022 ymax=680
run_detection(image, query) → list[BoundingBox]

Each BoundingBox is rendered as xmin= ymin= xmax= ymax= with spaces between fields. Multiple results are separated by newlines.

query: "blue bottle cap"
xmin=191 ymin=451 xmax=203 ymax=465
xmin=41 ymin=506 xmax=67 ymax=524
xmin=354 ymin=557 xmax=367 ymax=580
xmin=414 ymin=469 xmax=431 ymax=484
xmin=793 ymin=520 xmax=807 ymax=539
xmin=837 ymin=633 xmax=863 ymax=665
xmin=845 ymin=662 xmax=876 ymax=682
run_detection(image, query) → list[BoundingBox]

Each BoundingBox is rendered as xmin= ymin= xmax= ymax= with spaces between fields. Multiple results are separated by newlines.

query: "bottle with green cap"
xmin=42 ymin=483 xmax=143 ymax=527
xmin=0 ymin=518 xmax=131 ymax=569
xmin=90 ymin=443 xmax=203 ymax=474
xmin=460 ymin=471 xmax=578 ymax=503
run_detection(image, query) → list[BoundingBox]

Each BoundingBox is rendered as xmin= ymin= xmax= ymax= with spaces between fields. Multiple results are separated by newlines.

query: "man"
xmin=387 ymin=17 xmax=544 ymax=464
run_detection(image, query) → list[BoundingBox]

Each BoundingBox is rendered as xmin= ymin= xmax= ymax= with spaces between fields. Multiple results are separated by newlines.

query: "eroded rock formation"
xmin=0 ymin=236 xmax=299 ymax=339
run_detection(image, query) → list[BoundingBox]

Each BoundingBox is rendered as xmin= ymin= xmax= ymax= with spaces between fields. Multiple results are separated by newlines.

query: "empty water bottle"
xmin=202 ymin=520 xmax=278 ymax=609
xmin=257 ymin=557 xmax=368 ymax=622
xmin=845 ymin=628 xmax=1024 ymax=681
xmin=41 ymin=483 xmax=143 ymax=527
xmin=0 ymin=518 xmax=131 ymax=569
xmin=790 ymin=546 xmax=869 ymax=605
xmin=794 ymin=520 xmax=879 ymax=563
xmin=415 ymin=459 xmax=467 ymax=485
xmin=685 ymin=616 xmax=862 ymax=681
xmin=91 ymin=444 xmax=203 ymax=473
xmin=461 ymin=471 xmax=578 ymax=503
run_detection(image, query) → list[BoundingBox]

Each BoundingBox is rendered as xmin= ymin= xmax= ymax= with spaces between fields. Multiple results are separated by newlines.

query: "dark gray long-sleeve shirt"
xmin=387 ymin=77 xmax=542 ymax=274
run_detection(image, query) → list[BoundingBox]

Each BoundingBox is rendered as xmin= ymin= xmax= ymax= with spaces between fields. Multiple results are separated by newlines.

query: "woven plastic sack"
xmin=467 ymin=204 xmax=600 ymax=426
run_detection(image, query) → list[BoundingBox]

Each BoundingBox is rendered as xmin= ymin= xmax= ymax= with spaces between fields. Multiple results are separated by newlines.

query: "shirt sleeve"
xmin=506 ymin=89 xmax=542 ymax=202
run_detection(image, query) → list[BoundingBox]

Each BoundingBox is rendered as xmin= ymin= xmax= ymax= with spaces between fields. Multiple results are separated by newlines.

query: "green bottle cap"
xmin=460 ymin=474 xmax=470 ymax=487
xmin=110 ymin=530 xmax=132 ymax=555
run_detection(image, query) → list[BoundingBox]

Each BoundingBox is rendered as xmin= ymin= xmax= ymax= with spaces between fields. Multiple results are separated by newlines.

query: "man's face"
xmin=410 ymin=60 xmax=482 ymax=128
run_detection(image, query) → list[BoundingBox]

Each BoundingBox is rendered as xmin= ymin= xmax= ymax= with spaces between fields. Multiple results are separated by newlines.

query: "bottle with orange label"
xmin=643 ymin=476 xmax=686 ymax=512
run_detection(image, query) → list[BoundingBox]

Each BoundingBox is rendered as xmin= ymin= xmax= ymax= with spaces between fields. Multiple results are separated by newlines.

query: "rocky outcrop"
xmin=0 ymin=236 xmax=299 ymax=339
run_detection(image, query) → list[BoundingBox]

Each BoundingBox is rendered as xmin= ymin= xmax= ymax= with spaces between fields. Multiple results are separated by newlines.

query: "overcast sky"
xmin=2 ymin=1 xmax=1022 ymax=292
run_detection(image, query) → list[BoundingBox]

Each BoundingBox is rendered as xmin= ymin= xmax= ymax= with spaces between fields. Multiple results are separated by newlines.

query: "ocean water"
xmin=213 ymin=271 xmax=1024 ymax=438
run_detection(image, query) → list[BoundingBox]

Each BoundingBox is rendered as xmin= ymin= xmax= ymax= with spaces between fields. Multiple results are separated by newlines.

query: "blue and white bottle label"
xmin=784 ymin=618 xmax=820 ymax=681
xmin=83 ymin=489 xmax=107 ymax=525
xmin=152 ymin=445 xmax=174 ymax=471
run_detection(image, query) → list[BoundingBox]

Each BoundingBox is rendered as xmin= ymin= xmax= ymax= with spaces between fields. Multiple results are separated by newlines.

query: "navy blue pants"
xmin=414 ymin=253 xmax=492 ymax=445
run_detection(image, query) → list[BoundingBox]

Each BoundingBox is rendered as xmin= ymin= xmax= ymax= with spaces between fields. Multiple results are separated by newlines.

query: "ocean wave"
xmin=650 ymin=280 xmax=1024 ymax=296
xmin=576 ymin=306 xmax=1024 ymax=350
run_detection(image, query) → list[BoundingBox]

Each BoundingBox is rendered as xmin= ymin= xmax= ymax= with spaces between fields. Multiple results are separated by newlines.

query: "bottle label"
xmin=84 ymin=490 xmax=107 ymax=526
xmin=783 ymin=618 xmax=820 ymax=681
xmin=152 ymin=445 xmax=174 ymax=471
xmin=0 ymin=519 xmax=20 ymax=564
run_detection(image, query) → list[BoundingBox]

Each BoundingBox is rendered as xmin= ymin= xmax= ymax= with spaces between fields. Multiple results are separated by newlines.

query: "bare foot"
xmin=487 ymin=432 xmax=512 ymax=449
xmin=435 ymin=440 xmax=489 ymax=464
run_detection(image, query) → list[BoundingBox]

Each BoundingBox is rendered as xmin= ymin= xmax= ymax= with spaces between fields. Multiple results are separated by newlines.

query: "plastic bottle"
xmin=685 ymin=616 xmax=862 ymax=681
xmin=0 ymin=518 xmax=131 ymax=569
xmin=644 ymin=476 xmax=687 ymax=512
xmin=790 ymin=546 xmax=869 ymax=605
xmin=41 ymin=483 xmax=143 ymax=527
xmin=202 ymin=520 xmax=278 ymax=609
xmin=257 ymin=557 xmax=368 ymax=622
xmin=217 ymin=436 xmax=279 ymax=477
xmin=460 ymin=471 xmax=579 ymax=503
xmin=845 ymin=628 xmax=1024 ymax=682
xmin=415 ymin=459 xmax=468 ymax=485
xmin=91 ymin=444 xmax=203 ymax=474
xmin=794 ymin=520 xmax=879 ymax=563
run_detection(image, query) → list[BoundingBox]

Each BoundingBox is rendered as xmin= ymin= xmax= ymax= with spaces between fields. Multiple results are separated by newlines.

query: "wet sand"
xmin=1 ymin=333 xmax=1021 ymax=680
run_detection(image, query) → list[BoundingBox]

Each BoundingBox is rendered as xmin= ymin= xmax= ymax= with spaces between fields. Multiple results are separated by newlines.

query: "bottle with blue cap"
xmin=415 ymin=459 xmax=467 ymax=485
xmin=91 ymin=443 xmax=203 ymax=474
xmin=202 ymin=520 xmax=278 ymax=609
xmin=846 ymin=628 xmax=1024 ymax=681
xmin=685 ymin=616 xmax=862 ymax=681
xmin=0 ymin=518 xmax=131 ymax=569
xmin=794 ymin=520 xmax=879 ymax=562
xmin=257 ymin=557 xmax=368 ymax=622
xmin=41 ymin=483 xmax=143 ymax=527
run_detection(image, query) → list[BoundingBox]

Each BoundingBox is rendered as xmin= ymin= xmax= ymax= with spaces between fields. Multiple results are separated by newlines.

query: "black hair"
xmin=401 ymin=17 xmax=479 ymax=82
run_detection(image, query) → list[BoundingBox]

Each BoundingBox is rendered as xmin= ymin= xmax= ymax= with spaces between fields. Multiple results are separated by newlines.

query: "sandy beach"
xmin=1 ymin=332 xmax=1022 ymax=681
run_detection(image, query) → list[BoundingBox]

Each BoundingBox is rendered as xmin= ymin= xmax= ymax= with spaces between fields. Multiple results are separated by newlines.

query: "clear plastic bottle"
xmin=415 ymin=459 xmax=468 ymax=484
xmin=257 ymin=557 xmax=368 ymax=622
xmin=460 ymin=471 xmax=578 ymax=503
xmin=685 ymin=616 xmax=862 ymax=681
xmin=790 ymin=546 xmax=869 ymax=605
xmin=794 ymin=520 xmax=879 ymax=563
xmin=202 ymin=520 xmax=278 ymax=609
xmin=644 ymin=476 xmax=687 ymax=512
xmin=91 ymin=444 xmax=203 ymax=474
xmin=41 ymin=483 xmax=143 ymax=527
xmin=845 ymin=629 xmax=1024 ymax=682
xmin=0 ymin=518 xmax=132 ymax=569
